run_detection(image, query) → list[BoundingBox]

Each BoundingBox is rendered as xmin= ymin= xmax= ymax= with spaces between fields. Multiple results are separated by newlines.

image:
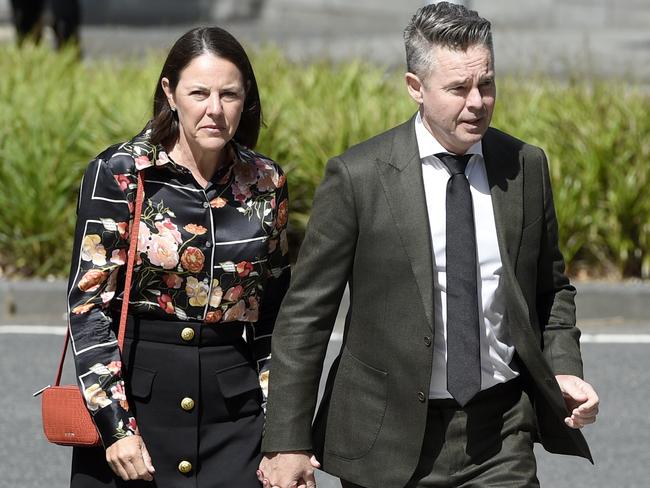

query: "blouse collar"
xmin=122 ymin=125 xmax=248 ymax=180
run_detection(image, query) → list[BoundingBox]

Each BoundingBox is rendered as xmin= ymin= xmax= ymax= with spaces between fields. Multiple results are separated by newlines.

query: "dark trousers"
xmin=342 ymin=380 xmax=539 ymax=488
xmin=10 ymin=0 xmax=80 ymax=46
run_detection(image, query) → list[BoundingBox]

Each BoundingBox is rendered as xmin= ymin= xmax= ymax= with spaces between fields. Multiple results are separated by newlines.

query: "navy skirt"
xmin=70 ymin=317 xmax=264 ymax=488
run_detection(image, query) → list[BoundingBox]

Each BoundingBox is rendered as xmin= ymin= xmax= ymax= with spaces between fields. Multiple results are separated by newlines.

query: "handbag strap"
xmin=54 ymin=170 xmax=145 ymax=386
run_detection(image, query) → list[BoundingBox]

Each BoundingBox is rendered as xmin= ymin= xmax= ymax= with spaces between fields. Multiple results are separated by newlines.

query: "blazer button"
xmin=180 ymin=327 xmax=195 ymax=342
xmin=178 ymin=460 xmax=193 ymax=474
xmin=417 ymin=391 xmax=426 ymax=403
xmin=424 ymin=336 xmax=432 ymax=347
xmin=180 ymin=397 xmax=195 ymax=411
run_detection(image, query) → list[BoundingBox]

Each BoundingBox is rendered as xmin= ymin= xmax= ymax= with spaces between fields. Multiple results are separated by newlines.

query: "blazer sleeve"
xmin=261 ymin=156 xmax=358 ymax=452
xmin=67 ymin=156 xmax=138 ymax=448
xmin=535 ymin=150 xmax=583 ymax=378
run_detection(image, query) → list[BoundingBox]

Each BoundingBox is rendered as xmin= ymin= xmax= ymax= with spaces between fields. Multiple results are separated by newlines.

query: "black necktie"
xmin=437 ymin=153 xmax=481 ymax=407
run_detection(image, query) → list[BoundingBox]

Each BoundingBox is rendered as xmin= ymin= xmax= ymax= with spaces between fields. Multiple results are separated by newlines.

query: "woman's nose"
xmin=206 ymin=94 xmax=223 ymax=116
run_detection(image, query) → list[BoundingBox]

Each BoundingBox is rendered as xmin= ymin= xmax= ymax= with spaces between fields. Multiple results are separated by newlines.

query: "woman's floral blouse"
xmin=67 ymin=128 xmax=290 ymax=447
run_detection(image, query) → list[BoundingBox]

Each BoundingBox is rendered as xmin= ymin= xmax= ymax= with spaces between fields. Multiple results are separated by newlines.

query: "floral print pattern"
xmin=67 ymin=127 xmax=290 ymax=447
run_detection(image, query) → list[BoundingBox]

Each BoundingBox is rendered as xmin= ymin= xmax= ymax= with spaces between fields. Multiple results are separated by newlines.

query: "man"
xmin=10 ymin=0 xmax=80 ymax=48
xmin=259 ymin=3 xmax=599 ymax=487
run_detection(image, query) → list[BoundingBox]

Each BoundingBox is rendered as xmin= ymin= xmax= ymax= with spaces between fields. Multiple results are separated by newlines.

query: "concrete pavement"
xmin=2 ymin=333 xmax=648 ymax=488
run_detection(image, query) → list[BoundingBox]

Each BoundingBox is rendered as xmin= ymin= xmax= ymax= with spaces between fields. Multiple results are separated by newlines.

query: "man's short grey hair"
xmin=404 ymin=2 xmax=493 ymax=80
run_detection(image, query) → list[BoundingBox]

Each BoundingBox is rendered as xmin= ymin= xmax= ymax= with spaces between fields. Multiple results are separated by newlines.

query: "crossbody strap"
xmin=54 ymin=170 xmax=145 ymax=386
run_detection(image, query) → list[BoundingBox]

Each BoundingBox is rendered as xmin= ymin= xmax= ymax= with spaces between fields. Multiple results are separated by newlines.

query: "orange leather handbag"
xmin=40 ymin=171 xmax=144 ymax=447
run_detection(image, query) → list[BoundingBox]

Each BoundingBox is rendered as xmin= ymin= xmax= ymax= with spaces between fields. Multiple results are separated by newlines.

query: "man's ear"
xmin=405 ymin=72 xmax=424 ymax=105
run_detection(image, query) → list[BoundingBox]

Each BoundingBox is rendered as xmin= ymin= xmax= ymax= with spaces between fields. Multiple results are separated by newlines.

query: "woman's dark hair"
xmin=150 ymin=26 xmax=262 ymax=149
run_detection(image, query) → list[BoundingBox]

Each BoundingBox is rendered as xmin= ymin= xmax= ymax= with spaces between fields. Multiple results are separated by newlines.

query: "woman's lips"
xmin=201 ymin=125 xmax=225 ymax=133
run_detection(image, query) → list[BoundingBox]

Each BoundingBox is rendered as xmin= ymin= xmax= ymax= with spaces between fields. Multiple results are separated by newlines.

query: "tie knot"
xmin=437 ymin=153 xmax=472 ymax=176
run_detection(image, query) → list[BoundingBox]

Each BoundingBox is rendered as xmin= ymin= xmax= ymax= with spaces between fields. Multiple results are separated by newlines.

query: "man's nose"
xmin=466 ymin=86 xmax=483 ymax=110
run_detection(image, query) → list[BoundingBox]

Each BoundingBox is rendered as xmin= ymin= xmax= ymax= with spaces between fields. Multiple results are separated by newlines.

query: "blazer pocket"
xmin=325 ymin=347 xmax=388 ymax=460
xmin=128 ymin=366 xmax=157 ymax=400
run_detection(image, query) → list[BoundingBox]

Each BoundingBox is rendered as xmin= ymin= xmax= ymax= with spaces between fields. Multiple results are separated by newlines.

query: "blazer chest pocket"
xmin=325 ymin=347 xmax=388 ymax=460
xmin=517 ymin=215 xmax=543 ymax=272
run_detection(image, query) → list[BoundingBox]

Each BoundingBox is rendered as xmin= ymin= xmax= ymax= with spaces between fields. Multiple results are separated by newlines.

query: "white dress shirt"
xmin=414 ymin=112 xmax=519 ymax=399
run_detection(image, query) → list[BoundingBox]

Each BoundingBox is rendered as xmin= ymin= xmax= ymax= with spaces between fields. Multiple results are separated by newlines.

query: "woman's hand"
xmin=105 ymin=435 xmax=155 ymax=481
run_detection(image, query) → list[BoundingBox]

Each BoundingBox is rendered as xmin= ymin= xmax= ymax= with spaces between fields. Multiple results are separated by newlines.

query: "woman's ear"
xmin=161 ymin=78 xmax=175 ymax=110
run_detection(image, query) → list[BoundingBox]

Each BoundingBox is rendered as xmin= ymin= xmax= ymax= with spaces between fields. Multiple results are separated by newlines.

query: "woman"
xmin=67 ymin=27 xmax=290 ymax=487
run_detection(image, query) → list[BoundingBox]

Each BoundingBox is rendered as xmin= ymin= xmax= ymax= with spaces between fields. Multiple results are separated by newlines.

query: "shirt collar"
xmin=414 ymin=111 xmax=483 ymax=160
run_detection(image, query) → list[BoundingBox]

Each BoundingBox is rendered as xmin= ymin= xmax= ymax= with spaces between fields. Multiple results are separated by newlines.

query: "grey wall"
xmin=79 ymin=0 xmax=266 ymax=24
xmin=0 ymin=0 xmax=648 ymax=82
xmin=476 ymin=0 xmax=650 ymax=29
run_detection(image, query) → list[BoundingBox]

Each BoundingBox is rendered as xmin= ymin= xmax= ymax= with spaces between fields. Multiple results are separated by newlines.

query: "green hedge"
xmin=1 ymin=44 xmax=649 ymax=278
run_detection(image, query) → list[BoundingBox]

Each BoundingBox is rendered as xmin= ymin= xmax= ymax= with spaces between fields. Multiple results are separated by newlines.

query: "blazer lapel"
xmin=376 ymin=117 xmax=435 ymax=330
xmin=483 ymin=129 xmax=545 ymax=364
xmin=483 ymin=129 xmax=523 ymax=270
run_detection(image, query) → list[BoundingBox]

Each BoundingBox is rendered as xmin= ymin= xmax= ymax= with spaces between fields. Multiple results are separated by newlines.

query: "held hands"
xmin=555 ymin=375 xmax=600 ymax=429
xmin=257 ymin=451 xmax=321 ymax=488
xmin=106 ymin=435 xmax=155 ymax=481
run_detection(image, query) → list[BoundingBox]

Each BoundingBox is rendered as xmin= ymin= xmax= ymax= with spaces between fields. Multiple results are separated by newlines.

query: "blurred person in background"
xmin=259 ymin=2 xmax=599 ymax=488
xmin=10 ymin=0 xmax=81 ymax=48
xmin=67 ymin=26 xmax=290 ymax=487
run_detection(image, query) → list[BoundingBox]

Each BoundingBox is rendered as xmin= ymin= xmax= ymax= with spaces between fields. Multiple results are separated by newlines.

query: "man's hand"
xmin=105 ymin=435 xmax=155 ymax=481
xmin=257 ymin=450 xmax=321 ymax=488
xmin=555 ymin=374 xmax=600 ymax=429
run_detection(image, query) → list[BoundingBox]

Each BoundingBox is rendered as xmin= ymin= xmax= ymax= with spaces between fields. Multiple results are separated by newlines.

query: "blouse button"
xmin=178 ymin=460 xmax=193 ymax=474
xmin=180 ymin=327 xmax=195 ymax=342
xmin=205 ymin=241 xmax=212 ymax=248
xmin=180 ymin=397 xmax=195 ymax=411
xmin=202 ymin=201 xmax=210 ymax=208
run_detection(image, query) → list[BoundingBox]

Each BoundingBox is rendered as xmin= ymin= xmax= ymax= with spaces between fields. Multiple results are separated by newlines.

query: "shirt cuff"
xmin=92 ymin=403 xmax=138 ymax=448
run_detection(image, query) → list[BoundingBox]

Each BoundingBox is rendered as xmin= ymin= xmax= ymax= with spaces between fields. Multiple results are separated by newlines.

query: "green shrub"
xmin=0 ymin=44 xmax=153 ymax=277
xmin=252 ymin=51 xmax=413 ymax=242
xmin=492 ymin=79 xmax=650 ymax=278
xmin=0 ymin=44 xmax=648 ymax=279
